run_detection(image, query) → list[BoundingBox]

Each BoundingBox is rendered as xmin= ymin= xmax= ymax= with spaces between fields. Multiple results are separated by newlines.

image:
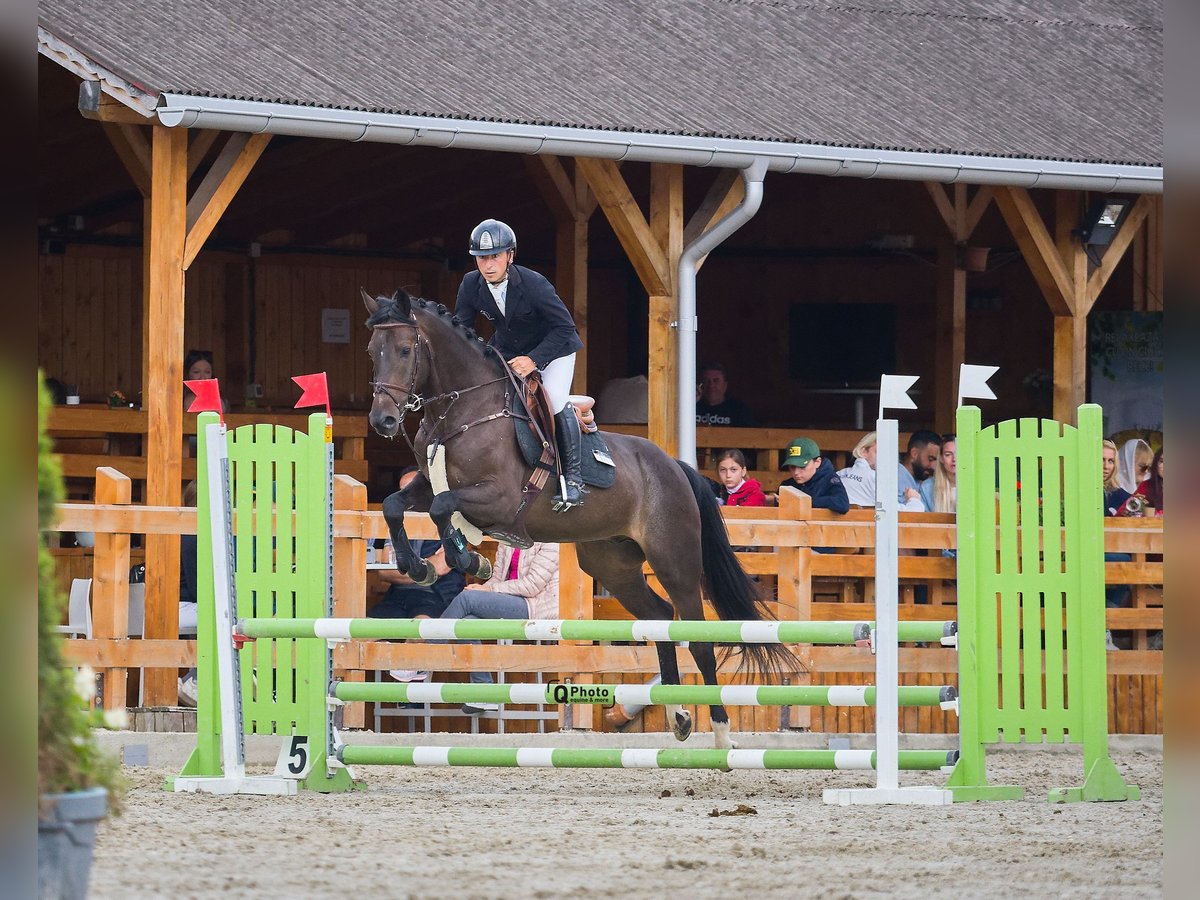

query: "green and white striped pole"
xmin=336 ymin=745 xmax=959 ymax=771
xmin=332 ymin=681 xmax=957 ymax=708
xmin=239 ymin=617 xmax=957 ymax=645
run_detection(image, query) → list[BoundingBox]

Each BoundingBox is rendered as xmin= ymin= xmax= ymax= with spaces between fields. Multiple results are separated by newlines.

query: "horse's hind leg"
xmin=641 ymin=543 xmax=735 ymax=750
xmin=575 ymin=539 xmax=693 ymax=742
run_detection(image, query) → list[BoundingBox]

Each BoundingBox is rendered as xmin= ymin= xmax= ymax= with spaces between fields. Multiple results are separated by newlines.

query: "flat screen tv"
xmin=789 ymin=303 xmax=896 ymax=383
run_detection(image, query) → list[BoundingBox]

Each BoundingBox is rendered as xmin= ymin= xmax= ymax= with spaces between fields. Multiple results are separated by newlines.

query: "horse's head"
xmin=363 ymin=287 xmax=424 ymax=438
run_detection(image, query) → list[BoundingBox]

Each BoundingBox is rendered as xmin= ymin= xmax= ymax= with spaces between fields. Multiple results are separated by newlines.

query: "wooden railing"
xmin=51 ymin=468 xmax=1164 ymax=734
xmin=46 ymin=406 xmax=370 ymax=490
xmin=603 ymin=424 xmax=903 ymax=490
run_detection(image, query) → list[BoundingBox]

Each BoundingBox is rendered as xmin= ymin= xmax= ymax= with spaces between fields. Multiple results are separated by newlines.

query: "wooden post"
xmin=777 ymin=487 xmax=813 ymax=730
xmin=557 ymin=542 xmax=595 ymax=730
xmin=332 ymin=475 xmax=368 ymax=729
xmin=649 ymin=162 xmax=683 ymax=457
xmin=142 ymin=124 xmax=188 ymax=706
xmin=92 ymin=468 xmax=132 ymax=710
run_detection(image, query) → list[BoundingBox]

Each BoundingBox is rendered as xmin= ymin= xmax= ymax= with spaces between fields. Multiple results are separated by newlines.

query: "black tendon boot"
xmin=552 ymin=407 xmax=586 ymax=511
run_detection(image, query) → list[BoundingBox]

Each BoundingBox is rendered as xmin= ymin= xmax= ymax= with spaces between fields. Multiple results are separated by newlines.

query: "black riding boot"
xmin=552 ymin=408 xmax=585 ymax=511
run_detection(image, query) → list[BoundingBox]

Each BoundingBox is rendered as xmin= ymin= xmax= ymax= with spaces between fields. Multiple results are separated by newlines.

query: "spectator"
xmin=1102 ymin=439 xmax=1131 ymax=516
xmin=1115 ymin=437 xmax=1153 ymax=496
xmin=836 ymin=431 xmax=878 ymax=507
xmin=919 ymin=434 xmax=958 ymax=513
xmin=1101 ymin=440 xmax=1133 ymax=651
xmin=178 ymin=480 xmax=200 ymax=706
xmin=776 ymin=436 xmax=849 ymax=514
xmin=695 ymin=363 xmax=757 ymax=428
xmin=1120 ymin=447 xmax=1163 ymax=517
xmin=182 ymin=349 xmax=230 ymax=412
xmin=439 ymin=541 xmax=560 ymax=713
xmin=898 ymin=430 xmax=942 ymax=510
xmin=370 ymin=467 xmax=465 ymax=683
xmin=715 ymin=449 xmax=766 ymax=507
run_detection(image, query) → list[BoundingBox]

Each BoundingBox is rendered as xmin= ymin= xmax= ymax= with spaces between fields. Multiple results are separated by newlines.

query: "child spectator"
xmin=715 ymin=449 xmax=766 ymax=507
xmin=776 ymin=436 xmax=849 ymax=514
xmin=919 ymin=434 xmax=958 ymax=513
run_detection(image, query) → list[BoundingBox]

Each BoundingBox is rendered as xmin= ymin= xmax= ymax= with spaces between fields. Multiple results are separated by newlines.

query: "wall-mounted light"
xmin=1076 ymin=195 xmax=1135 ymax=247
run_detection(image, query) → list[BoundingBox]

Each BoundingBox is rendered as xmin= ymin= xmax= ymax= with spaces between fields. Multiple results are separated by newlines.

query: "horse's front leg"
xmin=428 ymin=486 xmax=496 ymax=580
xmin=381 ymin=472 xmax=439 ymax=585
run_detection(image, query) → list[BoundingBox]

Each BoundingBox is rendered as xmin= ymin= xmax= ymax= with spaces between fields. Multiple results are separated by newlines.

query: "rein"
xmin=370 ymin=318 xmax=528 ymax=457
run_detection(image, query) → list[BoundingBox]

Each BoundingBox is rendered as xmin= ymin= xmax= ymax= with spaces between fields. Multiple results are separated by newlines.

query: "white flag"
xmin=958 ymin=364 xmax=999 ymax=408
xmin=878 ymin=374 xmax=919 ymax=420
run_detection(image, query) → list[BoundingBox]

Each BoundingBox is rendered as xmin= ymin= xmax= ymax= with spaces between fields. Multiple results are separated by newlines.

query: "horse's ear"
xmin=391 ymin=288 xmax=412 ymax=318
xmin=360 ymin=288 xmax=379 ymax=316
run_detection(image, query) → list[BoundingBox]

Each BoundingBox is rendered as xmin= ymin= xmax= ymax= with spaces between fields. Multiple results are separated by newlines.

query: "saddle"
xmin=507 ymin=371 xmax=617 ymax=491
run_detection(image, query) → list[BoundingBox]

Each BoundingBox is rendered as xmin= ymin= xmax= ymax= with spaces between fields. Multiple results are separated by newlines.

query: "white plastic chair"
xmin=55 ymin=578 xmax=93 ymax=638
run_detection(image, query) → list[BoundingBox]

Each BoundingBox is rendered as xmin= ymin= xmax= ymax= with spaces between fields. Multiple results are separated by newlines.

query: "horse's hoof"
xmin=712 ymin=721 xmax=737 ymax=751
xmin=671 ymin=710 xmax=693 ymax=741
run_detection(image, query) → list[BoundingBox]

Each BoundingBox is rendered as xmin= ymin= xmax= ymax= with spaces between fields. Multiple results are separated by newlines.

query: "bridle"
xmin=369 ymin=318 xmax=521 ymax=457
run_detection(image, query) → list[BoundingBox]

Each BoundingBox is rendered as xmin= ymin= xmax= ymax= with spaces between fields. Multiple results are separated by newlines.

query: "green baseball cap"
xmin=782 ymin=436 xmax=820 ymax=467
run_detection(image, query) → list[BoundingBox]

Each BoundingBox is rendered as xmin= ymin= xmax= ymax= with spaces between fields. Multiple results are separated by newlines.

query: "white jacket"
xmin=486 ymin=542 xmax=560 ymax=620
xmin=836 ymin=457 xmax=926 ymax=511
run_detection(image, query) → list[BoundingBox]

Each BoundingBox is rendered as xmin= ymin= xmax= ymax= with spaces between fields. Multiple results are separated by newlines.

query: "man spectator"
xmin=898 ymin=430 xmax=943 ymax=509
xmin=695 ymin=363 xmax=757 ymax=427
xmin=776 ymin=436 xmax=849 ymax=514
xmin=370 ymin=467 xmax=466 ymax=682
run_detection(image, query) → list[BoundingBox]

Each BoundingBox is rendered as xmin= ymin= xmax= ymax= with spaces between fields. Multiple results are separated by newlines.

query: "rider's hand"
xmin=508 ymin=355 xmax=537 ymax=378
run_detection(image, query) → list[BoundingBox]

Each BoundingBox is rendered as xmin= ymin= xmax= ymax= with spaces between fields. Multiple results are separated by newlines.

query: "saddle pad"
xmin=514 ymin=417 xmax=616 ymax=490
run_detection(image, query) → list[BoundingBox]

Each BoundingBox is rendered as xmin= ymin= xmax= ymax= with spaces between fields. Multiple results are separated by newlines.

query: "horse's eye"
xmin=401 ymin=347 xmax=411 ymax=357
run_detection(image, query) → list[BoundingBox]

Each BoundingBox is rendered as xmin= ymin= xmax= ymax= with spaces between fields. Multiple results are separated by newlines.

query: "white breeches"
xmin=540 ymin=353 xmax=576 ymax=414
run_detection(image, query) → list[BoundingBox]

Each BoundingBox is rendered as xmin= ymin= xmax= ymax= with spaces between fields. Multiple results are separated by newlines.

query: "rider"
xmin=454 ymin=218 xmax=586 ymax=511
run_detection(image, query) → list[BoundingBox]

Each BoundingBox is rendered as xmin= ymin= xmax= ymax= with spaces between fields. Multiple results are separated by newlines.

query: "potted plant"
xmin=38 ymin=372 xmax=126 ymax=899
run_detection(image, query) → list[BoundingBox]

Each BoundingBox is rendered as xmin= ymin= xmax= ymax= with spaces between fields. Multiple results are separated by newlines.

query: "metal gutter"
xmin=156 ymin=93 xmax=1162 ymax=193
xmin=677 ymin=162 xmax=767 ymax=467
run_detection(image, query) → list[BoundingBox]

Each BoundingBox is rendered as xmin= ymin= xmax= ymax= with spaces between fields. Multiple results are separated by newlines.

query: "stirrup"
xmin=552 ymin=475 xmax=585 ymax=512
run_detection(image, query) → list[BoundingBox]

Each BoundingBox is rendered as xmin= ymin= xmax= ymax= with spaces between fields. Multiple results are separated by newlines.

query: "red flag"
xmin=185 ymin=378 xmax=224 ymax=425
xmin=292 ymin=372 xmax=331 ymax=416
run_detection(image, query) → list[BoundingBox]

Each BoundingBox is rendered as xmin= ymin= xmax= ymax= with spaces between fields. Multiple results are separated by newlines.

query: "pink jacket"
xmin=485 ymin=542 xmax=560 ymax=619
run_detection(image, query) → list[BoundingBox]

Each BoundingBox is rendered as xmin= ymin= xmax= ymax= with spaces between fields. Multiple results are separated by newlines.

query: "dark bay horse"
xmin=363 ymin=288 xmax=790 ymax=748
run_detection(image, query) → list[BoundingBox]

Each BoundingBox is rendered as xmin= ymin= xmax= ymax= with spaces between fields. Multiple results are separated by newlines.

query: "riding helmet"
xmin=469 ymin=219 xmax=517 ymax=256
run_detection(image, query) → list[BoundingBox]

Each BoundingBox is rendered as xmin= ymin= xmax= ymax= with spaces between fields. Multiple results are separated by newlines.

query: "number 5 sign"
xmin=274 ymin=735 xmax=313 ymax=779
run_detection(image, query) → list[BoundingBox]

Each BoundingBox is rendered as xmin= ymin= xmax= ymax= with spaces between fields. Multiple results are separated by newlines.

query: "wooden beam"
xmin=924 ymin=182 xmax=956 ymax=234
xmin=183 ymin=132 xmax=272 ymax=269
xmin=1055 ymin=190 xmax=1089 ymax=315
xmin=91 ymin=469 xmax=132 ymax=710
xmin=187 ymin=129 xmax=222 ymax=179
xmin=1086 ymin=195 xmax=1152 ymax=308
xmin=934 ymin=239 xmax=966 ymax=433
xmin=648 ymin=163 xmax=683 ymax=457
xmin=684 ymin=168 xmax=744 ymax=271
xmin=78 ymin=81 xmax=153 ymax=125
xmin=101 ymin=123 xmax=151 ymax=198
xmin=143 ymin=124 xmax=188 ymax=707
xmin=575 ymin=156 xmax=669 ymax=295
xmin=994 ymin=186 xmax=1075 ymax=316
xmin=964 ymin=186 xmax=994 ymax=234
xmin=1052 ymin=314 xmax=1088 ymax=425
xmin=523 ymin=155 xmax=576 ymax=223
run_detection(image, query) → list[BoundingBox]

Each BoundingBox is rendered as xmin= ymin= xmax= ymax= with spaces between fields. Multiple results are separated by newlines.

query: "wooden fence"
xmin=51 ymin=467 xmax=1163 ymax=735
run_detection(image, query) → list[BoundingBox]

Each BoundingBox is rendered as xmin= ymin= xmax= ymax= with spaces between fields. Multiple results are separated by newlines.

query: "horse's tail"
xmin=675 ymin=460 xmax=795 ymax=678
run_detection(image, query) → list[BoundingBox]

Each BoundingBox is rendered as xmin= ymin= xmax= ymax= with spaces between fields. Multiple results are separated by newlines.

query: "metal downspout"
xmin=677 ymin=159 xmax=768 ymax=467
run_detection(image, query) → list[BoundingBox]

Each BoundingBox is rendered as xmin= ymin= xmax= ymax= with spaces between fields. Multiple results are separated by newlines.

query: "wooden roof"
xmin=39 ymin=0 xmax=1162 ymax=167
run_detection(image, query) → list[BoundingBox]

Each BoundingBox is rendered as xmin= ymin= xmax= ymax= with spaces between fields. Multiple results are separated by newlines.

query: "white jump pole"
xmin=825 ymin=375 xmax=951 ymax=806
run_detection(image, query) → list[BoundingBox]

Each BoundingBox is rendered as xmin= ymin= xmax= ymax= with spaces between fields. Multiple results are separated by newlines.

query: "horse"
xmin=363 ymin=288 xmax=791 ymax=749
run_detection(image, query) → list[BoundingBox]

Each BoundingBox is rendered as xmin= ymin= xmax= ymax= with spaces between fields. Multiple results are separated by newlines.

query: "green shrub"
xmin=38 ymin=371 xmax=125 ymax=812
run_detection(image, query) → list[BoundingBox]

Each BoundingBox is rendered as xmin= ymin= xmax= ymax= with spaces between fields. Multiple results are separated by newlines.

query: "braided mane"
xmin=366 ymin=290 xmax=497 ymax=363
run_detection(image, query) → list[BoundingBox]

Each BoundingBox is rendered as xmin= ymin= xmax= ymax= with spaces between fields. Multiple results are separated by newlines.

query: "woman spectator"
xmin=715 ymin=449 xmax=766 ymax=507
xmin=836 ymin=432 xmax=877 ymax=508
xmin=919 ymin=434 xmax=957 ymax=513
xmin=439 ymin=541 xmax=560 ymax=713
xmin=1102 ymin=439 xmax=1131 ymax=516
xmin=1120 ymin=447 xmax=1163 ymax=517
xmin=1115 ymin=438 xmax=1153 ymax=497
